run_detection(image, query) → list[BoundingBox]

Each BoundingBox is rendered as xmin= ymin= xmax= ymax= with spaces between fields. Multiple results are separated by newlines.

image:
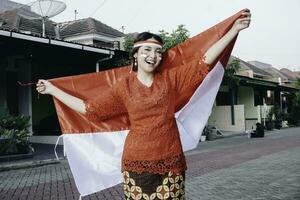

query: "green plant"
xmin=123 ymin=24 xmax=190 ymax=53
xmin=267 ymin=105 xmax=283 ymax=129
xmin=287 ymin=79 xmax=300 ymax=125
xmin=0 ymin=107 xmax=32 ymax=155
xmin=158 ymin=24 xmax=190 ymax=51
xmin=287 ymin=92 xmax=300 ymax=125
xmin=123 ymin=34 xmax=135 ymax=53
xmin=222 ymin=58 xmax=241 ymax=88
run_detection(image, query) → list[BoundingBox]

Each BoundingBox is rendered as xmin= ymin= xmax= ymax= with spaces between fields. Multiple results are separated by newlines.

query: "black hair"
xmin=130 ymin=32 xmax=164 ymax=71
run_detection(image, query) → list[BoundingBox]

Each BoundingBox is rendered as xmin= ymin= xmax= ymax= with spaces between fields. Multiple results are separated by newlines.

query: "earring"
xmin=134 ymin=59 xmax=137 ymax=67
xmin=130 ymin=58 xmax=137 ymax=73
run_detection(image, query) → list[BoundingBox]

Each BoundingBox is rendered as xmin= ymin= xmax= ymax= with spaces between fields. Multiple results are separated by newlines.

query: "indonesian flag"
xmin=51 ymin=10 xmax=245 ymax=197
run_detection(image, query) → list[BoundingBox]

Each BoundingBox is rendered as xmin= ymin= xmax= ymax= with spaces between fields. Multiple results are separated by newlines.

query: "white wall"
xmin=64 ymin=34 xmax=124 ymax=49
xmin=238 ymin=86 xmax=259 ymax=130
xmin=238 ymin=86 xmax=257 ymax=118
xmin=208 ymin=105 xmax=245 ymax=132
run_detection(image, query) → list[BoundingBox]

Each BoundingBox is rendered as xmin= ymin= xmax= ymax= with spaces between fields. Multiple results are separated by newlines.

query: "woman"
xmin=37 ymin=10 xmax=251 ymax=200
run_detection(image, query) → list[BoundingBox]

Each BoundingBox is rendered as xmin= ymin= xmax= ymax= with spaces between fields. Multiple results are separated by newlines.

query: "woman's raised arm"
xmin=203 ymin=10 xmax=251 ymax=65
xmin=36 ymin=79 xmax=86 ymax=114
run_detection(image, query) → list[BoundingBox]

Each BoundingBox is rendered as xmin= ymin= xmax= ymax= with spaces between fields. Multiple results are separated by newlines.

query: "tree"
xmin=287 ymin=78 xmax=300 ymax=125
xmin=222 ymin=58 xmax=241 ymax=88
xmin=221 ymin=58 xmax=241 ymax=125
xmin=123 ymin=25 xmax=190 ymax=52
xmin=158 ymin=24 xmax=190 ymax=51
xmin=123 ymin=34 xmax=135 ymax=53
xmin=295 ymin=78 xmax=300 ymax=87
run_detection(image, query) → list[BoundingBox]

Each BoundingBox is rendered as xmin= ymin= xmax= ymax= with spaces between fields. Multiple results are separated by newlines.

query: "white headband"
xmin=133 ymin=42 xmax=163 ymax=48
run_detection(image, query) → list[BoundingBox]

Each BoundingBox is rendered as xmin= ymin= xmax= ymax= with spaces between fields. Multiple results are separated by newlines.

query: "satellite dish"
xmin=15 ymin=0 xmax=66 ymax=37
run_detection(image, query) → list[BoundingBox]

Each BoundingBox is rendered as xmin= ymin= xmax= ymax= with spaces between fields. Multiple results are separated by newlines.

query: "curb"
xmin=0 ymin=153 xmax=34 ymax=162
xmin=203 ymin=132 xmax=247 ymax=142
xmin=221 ymin=132 xmax=248 ymax=139
xmin=0 ymin=158 xmax=66 ymax=172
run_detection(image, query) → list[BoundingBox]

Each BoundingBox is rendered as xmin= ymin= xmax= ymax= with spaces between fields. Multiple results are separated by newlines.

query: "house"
xmin=1 ymin=0 xmax=299 ymax=142
xmin=248 ymin=60 xmax=290 ymax=84
xmin=0 ymin=2 xmax=56 ymax=37
xmin=0 ymin=1 xmax=128 ymax=144
xmin=207 ymin=57 xmax=299 ymax=132
xmin=0 ymin=0 xmax=124 ymax=49
xmin=280 ymin=68 xmax=300 ymax=83
xmin=58 ymin=18 xmax=124 ymax=50
xmin=0 ymin=0 xmax=27 ymax=13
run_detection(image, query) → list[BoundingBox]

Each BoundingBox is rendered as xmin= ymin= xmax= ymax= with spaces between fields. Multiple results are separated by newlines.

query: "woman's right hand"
xmin=36 ymin=79 xmax=86 ymax=114
xmin=36 ymin=79 xmax=56 ymax=95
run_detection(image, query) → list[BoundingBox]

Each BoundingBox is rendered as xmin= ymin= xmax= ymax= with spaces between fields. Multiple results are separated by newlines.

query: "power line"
xmin=124 ymin=0 xmax=149 ymax=28
xmin=89 ymin=0 xmax=107 ymax=17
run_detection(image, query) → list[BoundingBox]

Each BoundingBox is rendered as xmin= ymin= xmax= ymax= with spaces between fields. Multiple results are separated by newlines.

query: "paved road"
xmin=0 ymin=128 xmax=299 ymax=200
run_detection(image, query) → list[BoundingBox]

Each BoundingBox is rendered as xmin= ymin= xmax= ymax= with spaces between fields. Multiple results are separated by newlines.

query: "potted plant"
xmin=272 ymin=105 xmax=283 ymax=129
xmin=265 ymin=106 xmax=276 ymax=130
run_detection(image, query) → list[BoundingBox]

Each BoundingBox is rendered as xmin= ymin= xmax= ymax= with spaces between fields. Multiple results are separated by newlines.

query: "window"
xmin=93 ymin=40 xmax=113 ymax=49
xmin=265 ymin=90 xmax=274 ymax=105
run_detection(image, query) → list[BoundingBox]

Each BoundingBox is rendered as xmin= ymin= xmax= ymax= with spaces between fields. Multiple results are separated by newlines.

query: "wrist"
xmin=49 ymin=86 xmax=59 ymax=96
xmin=229 ymin=27 xmax=239 ymax=35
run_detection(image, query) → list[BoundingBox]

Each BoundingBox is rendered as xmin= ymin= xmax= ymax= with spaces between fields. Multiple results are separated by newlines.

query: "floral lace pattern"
xmin=84 ymin=57 xmax=211 ymax=176
xmin=84 ymin=87 xmax=127 ymax=122
xmin=122 ymin=154 xmax=187 ymax=175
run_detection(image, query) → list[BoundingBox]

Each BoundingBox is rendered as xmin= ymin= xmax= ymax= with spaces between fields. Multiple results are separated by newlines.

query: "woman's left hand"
xmin=232 ymin=9 xmax=251 ymax=32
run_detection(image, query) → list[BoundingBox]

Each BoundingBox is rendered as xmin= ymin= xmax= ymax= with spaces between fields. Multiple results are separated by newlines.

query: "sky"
xmin=13 ymin=0 xmax=300 ymax=71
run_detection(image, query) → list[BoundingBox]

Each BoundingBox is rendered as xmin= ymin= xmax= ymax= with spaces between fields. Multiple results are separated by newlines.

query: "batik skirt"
xmin=123 ymin=171 xmax=185 ymax=200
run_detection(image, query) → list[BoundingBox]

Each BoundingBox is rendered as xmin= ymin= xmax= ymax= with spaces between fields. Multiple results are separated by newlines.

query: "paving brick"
xmin=0 ymin=127 xmax=299 ymax=199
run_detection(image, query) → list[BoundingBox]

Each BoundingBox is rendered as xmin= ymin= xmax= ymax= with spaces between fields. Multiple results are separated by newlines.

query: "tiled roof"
xmin=0 ymin=8 xmax=56 ymax=37
xmin=0 ymin=9 xmax=19 ymax=30
xmin=59 ymin=17 xmax=124 ymax=38
xmin=0 ymin=0 xmax=27 ymax=13
xmin=0 ymin=3 xmax=123 ymax=39
xmin=280 ymin=68 xmax=300 ymax=81
xmin=229 ymin=56 xmax=272 ymax=78
xmin=248 ymin=60 xmax=289 ymax=81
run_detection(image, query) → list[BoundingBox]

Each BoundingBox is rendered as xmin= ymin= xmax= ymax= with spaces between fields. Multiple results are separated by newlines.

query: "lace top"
xmin=85 ymin=58 xmax=210 ymax=175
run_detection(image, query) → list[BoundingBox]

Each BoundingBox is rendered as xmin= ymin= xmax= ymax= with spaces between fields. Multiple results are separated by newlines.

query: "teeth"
xmin=146 ymin=60 xmax=155 ymax=64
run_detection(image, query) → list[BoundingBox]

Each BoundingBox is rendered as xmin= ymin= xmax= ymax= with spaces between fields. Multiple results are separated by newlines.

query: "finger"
xmin=242 ymin=22 xmax=250 ymax=26
xmin=243 ymin=8 xmax=250 ymax=13
xmin=235 ymin=18 xmax=243 ymax=23
xmin=37 ymin=87 xmax=45 ymax=94
xmin=36 ymin=85 xmax=45 ymax=91
xmin=239 ymin=17 xmax=251 ymax=22
xmin=37 ymin=79 xmax=48 ymax=86
xmin=36 ymin=86 xmax=43 ymax=91
xmin=37 ymin=79 xmax=44 ymax=84
xmin=37 ymin=88 xmax=42 ymax=93
xmin=241 ymin=13 xmax=251 ymax=19
xmin=242 ymin=12 xmax=251 ymax=16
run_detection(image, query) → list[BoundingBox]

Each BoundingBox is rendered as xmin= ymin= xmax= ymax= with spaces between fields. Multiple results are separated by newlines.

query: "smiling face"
xmin=134 ymin=38 xmax=163 ymax=73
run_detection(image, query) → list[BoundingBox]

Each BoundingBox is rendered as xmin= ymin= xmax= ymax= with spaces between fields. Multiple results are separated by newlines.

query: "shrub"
xmin=0 ymin=107 xmax=32 ymax=155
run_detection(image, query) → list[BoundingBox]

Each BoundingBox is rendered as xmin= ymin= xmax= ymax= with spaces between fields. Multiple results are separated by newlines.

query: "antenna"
xmin=74 ymin=9 xmax=78 ymax=20
xmin=15 ymin=0 xmax=66 ymax=37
